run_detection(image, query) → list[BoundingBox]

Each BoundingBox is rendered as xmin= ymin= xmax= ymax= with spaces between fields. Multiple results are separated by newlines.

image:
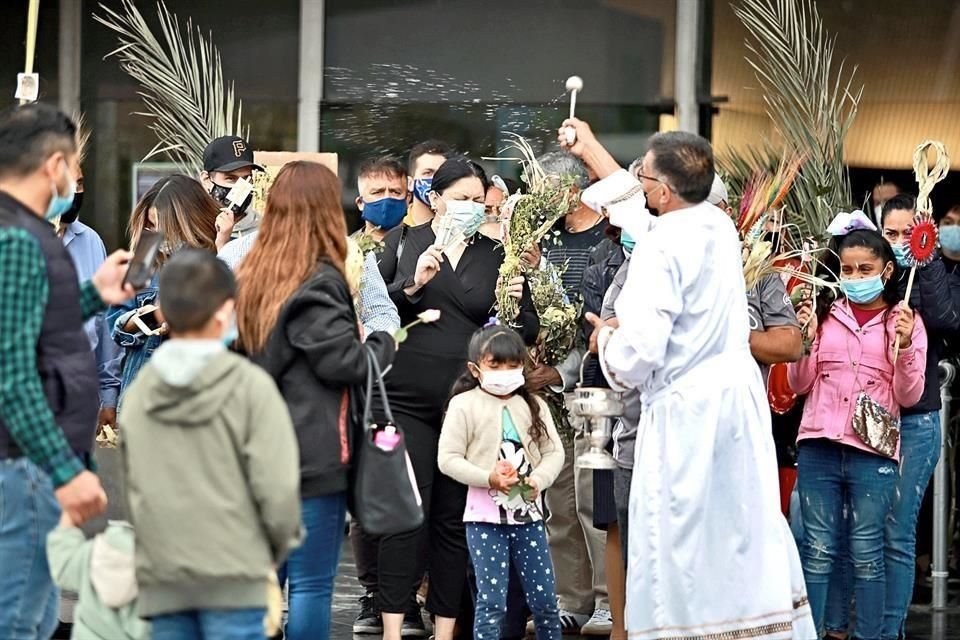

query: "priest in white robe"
xmin=561 ymin=118 xmax=816 ymax=640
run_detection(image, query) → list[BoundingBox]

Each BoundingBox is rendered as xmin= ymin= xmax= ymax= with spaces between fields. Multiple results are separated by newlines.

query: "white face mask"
xmin=479 ymin=367 xmax=525 ymax=396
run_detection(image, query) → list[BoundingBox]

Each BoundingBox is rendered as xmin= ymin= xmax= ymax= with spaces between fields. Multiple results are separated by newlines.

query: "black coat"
xmin=579 ymin=238 xmax=624 ymax=387
xmin=253 ymin=262 xmax=396 ymax=498
xmin=898 ymin=257 xmax=960 ymax=414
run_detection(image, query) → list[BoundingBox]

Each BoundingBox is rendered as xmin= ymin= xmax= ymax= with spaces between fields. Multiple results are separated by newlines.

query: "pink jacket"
xmin=788 ymin=299 xmax=927 ymax=461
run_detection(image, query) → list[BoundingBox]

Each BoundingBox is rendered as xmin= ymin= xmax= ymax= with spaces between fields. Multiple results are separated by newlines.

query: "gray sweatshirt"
xmin=119 ymin=340 xmax=303 ymax=617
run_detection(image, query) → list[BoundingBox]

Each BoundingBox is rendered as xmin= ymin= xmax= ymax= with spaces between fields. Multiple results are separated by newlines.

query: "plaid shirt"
xmin=0 ymin=227 xmax=104 ymax=486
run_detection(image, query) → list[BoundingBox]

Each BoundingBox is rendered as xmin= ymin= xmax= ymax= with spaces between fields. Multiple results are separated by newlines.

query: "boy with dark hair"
xmin=120 ymin=249 xmax=302 ymax=638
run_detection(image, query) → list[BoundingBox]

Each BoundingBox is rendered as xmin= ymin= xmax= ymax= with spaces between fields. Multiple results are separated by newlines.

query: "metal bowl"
xmin=572 ymin=387 xmax=625 ymax=418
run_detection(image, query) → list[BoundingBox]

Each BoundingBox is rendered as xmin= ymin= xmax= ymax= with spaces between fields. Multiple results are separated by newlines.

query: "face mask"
xmin=412 ymin=178 xmax=433 ymax=206
xmin=59 ymin=191 xmax=84 ymax=225
xmin=643 ymin=183 xmax=663 ymax=218
xmin=444 ymin=200 xmax=485 ymax=237
xmin=221 ymin=314 xmax=238 ymax=347
xmin=361 ymin=196 xmax=407 ymax=230
xmin=940 ymin=226 xmax=960 ymax=254
xmin=479 ymin=367 xmax=525 ymax=396
xmin=620 ymin=230 xmax=636 ymax=252
xmin=840 ymin=274 xmax=886 ymax=305
xmin=891 ymin=243 xmax=910 ymax=268
xmin=45 ymin=161 xmax=76 ymax=221
xmin=209 ymin=182 xmax=252 ymax=216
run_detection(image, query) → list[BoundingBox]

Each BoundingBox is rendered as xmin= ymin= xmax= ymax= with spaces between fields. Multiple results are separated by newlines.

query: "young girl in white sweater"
xmin=438 ymin=324 xmax=565 ymax=640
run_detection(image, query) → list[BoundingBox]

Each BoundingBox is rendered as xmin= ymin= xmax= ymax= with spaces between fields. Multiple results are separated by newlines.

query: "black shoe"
xmin=353 ymin=593 xmax=383 ymax=634
xmin=402 ymin=605 xmax=429 ymax=637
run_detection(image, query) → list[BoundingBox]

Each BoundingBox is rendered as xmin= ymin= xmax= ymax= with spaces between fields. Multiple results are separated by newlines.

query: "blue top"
xmin=63 ymin=221 xmax=122 ymax=409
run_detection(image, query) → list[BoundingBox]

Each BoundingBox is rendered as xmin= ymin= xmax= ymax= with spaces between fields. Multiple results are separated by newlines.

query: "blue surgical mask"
xmin=222 ymin=315 xmax=238 ymax=347
xmin=620 ymin=230 xmax=636 ymax=252
xmin=891 ymin=243 xmax=910 ymax=268
xmin=941 ymin=225 xmax=960 ymax=254
xmin=444 ymin=200 xmax=485 ymax=237
xmin=361 ymin=196 xmax=407 ymax=231
xmin=840 ymin=274 xmax=886 ymax=305
xmin=412 ymin=178 xmax=432 ymax=206
xmin=45 ymin=161 xmax=76 ymax=221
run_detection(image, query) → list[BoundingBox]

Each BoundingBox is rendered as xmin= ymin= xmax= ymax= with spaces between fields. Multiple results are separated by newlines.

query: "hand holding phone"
xmin=123 ymin=229 xmax=163 ymax=290
xmin=225 ymin=178 xmax=254 ymax=215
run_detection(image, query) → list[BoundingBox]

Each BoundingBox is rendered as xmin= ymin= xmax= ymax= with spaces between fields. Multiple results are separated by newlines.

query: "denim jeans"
xmin=0 ymin=458 xmax=61 ymax=639
xmin=467 ymin=521 xmax=560 ymax=640
xmin=150 ymin=608 xmax=266 ymax=639
xmin=823 ymin=411 xmax=941 ymax=639
xmin=278 ymin=492 xmax=346 ymax=640
xmin=798 ymin=440 xmax=897 ymax=639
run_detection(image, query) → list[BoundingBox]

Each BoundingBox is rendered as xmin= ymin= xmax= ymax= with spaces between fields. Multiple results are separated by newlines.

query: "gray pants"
xmin=544 ymin=433 xmax=609 ymax=615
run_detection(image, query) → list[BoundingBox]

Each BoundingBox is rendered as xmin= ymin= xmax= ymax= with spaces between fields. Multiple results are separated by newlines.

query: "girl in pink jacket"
xmin=789 ymin=223 xmax=926 ymax=639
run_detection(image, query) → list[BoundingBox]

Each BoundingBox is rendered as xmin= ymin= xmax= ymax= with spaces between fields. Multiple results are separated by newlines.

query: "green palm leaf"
xmin=720 ymin=0 xmax=863 ymax=242
xmin=93 ymin=0 xmax=247 ymax=175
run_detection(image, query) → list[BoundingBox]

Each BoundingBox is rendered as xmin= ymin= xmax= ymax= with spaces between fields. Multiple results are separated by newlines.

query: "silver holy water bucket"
xmin=573 ymin=355 xmax=623 ymax=470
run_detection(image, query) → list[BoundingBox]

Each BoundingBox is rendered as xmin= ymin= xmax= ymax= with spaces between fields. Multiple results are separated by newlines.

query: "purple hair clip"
xmin=484 ymin=317 xmax=501 ymax=329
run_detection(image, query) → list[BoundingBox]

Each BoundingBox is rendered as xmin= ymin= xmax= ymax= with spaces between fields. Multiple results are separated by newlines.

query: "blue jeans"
xmin=151 ymin=608 xmax=266 ymax=639
xmin=466 ymin=521 xmax=560 ymax=640
xmin=278 ymin=492 xmax=346 ymax=640
xmin=0 ymin=458 xmax=61 ymax=639
xmin=823 ymin=412 xmax=941 ymax=639
xmin=798 ymin=440 xmax=897 ymax=639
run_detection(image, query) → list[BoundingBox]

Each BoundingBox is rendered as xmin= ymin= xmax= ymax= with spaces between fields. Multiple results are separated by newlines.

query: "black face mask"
xmin=209 ymin=182 xmax=251 ymax=217
xmin=60 ymin=191 xmax=84 ymax=225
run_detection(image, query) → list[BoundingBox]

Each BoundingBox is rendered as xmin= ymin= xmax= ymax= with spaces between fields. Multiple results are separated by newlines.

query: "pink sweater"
xmin=787 ymin=299 xmax=927 ymax=461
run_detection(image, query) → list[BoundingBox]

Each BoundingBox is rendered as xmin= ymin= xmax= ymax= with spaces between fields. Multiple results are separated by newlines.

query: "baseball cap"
xmin=202 ymin=135 xmax=264 ymax=173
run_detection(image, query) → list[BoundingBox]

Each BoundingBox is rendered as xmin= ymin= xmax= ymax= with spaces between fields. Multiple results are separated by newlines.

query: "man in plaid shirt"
xmin=0 ymin=103 xmax=134 ymax=635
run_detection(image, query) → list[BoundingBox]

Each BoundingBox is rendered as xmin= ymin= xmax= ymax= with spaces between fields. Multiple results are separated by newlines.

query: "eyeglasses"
xmin=635 ymin=172 xmax=673 ymax=192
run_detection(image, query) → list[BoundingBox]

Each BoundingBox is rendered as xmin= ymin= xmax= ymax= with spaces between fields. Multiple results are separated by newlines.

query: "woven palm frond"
xmin=721 ymin=0 xmax=862 ymax=242
xmin=94 ymin=0 xmax=247 ymax=175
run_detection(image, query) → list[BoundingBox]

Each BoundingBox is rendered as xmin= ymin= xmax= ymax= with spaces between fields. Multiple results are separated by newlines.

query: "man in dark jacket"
xmin=0 ymin=103 xmax=133 ymax=635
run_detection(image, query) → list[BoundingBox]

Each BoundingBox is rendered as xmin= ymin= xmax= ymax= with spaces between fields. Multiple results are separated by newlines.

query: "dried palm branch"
xmin=93 ymin=0 xmax=247 ymax=175
xmin=721 ymin=0 xmax=862 ymax=242
xmin=73 ymin=112 xmax=92 ymax=164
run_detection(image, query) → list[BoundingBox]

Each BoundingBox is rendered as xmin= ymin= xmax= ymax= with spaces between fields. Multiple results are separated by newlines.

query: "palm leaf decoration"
xmin=93 ymin=0 xmax=247 ymax=175
xmin=720 ymin=0 xmax=863 ymax=242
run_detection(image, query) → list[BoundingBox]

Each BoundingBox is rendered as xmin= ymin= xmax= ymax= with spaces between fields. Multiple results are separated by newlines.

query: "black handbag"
xmin=350 ymin=346 xmax=424 ymax=536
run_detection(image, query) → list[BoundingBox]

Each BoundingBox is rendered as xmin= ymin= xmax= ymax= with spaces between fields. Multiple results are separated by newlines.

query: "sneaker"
xmin=546 ymin=609 xmax=589 ymax=634
xmin=580 ymin=608 xmax=613 ymax=635
xmin=352 ymin=593 xmax=382 ymax=634
xmin=402 ymin=604 xmax=430 ymax=637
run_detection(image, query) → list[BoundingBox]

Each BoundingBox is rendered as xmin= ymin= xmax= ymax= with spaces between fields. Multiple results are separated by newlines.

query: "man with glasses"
xmin=563 ymin=117 xmax=815 ymax=639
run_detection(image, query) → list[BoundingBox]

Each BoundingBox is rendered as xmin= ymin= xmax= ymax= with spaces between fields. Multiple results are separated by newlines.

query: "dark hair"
xmin=431 ymin=156 xmax=489 ymax=195
xmin=815 ymin=229 xmax=901 ymax=354
xmin=358 ymin=156 xmax=406 ymax=182
xmin=158 ymin=249 xmax=236 ymax=332
xmin=0 ymin=103 xmax=76 ymax=179
xmin=647 ymin=131 xmax=715 ymax=204
xmin=880 ymin=194 xmax=917 ymax=223
xmin=408 ymin=139 xmax=455 ymax=174
xmin=449 ymin=325 xmax=548 ymax=444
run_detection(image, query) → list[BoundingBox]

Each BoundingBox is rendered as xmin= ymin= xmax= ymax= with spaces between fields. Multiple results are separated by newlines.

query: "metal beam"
xmin=675 ymin=0 xmax=700 ymax=134
xmin=58 ymin=0 xmax=82 ymax=116
xmin=298 ymin=0 xmax=324 ymax=152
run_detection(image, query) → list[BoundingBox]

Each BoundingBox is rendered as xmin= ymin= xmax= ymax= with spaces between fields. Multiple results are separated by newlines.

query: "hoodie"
xmin=119 ymin=341 xmax=303 ymax=617
xmin=47 ymin=522 xmax=149 ymax=640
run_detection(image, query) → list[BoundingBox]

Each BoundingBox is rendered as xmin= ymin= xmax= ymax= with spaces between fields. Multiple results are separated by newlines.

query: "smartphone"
xmin=123 ymin=229 xmax=163 ymax=290
xmin=132 ymin=304 xmax=164 ymax=336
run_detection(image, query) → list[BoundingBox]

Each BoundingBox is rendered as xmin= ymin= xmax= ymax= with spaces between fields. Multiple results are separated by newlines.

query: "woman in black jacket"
xmin=236 ymin=161 xmax=396 ymax=640
xmin=377 ymin=157 xmax=539 ymax=640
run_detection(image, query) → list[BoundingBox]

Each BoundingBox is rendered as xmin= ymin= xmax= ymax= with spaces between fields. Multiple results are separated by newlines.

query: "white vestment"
xmin=585 ymin=171 xmax=815 ymax=640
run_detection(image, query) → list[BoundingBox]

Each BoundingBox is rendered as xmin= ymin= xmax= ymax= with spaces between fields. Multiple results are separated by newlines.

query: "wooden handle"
xmin=892 ymin=266 xmax=917 ymax=365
